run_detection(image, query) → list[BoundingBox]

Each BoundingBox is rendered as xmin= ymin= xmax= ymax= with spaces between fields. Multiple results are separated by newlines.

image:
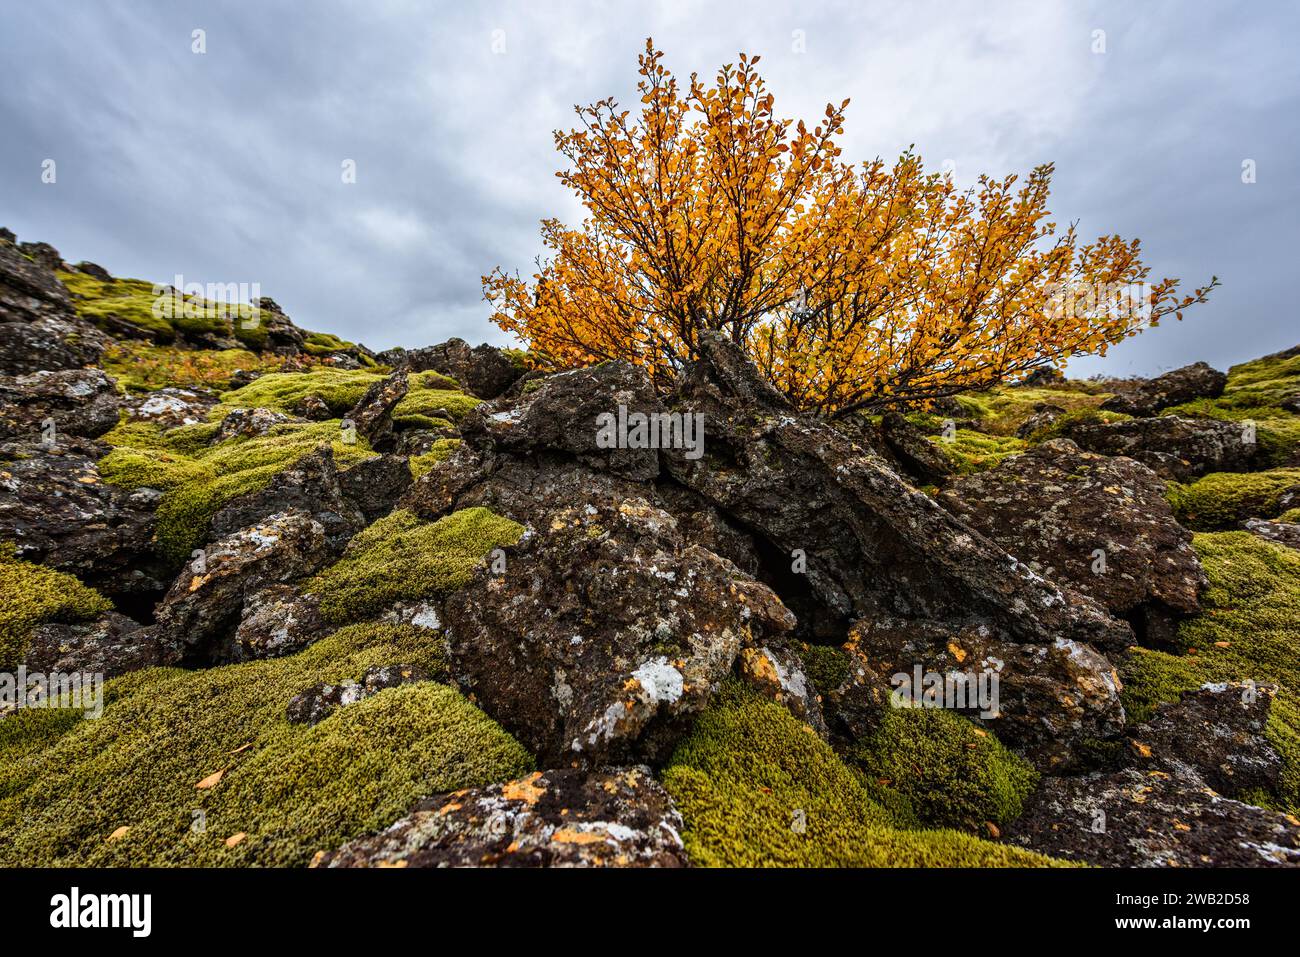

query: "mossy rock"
xmin=99 ymin=418 xmax=375 ymax=564
xmin=0 ymin=551 xmax=113 ymax=670
xmin=659 ymin=683 xmax=1062 ymax=867
xmin=930 ymin=429 xmax=1027 ymax=475
xmin=218 ymin=369 xmax=386 ymax=416
xmin=102 ymin=343 xmax=277 ymax=394
xmin=409 ymin=439 xmax=461 ymax=479
xmin=1165 ymin=468 xmax=1300 ymax=530
xmin=0 ymin=623 xmax=533 ymax=866
xmin=305 ymin=507 xmax=525 ymax=624
xmin=948 ymin=384 xmax=1107 ymax=437
xmin=392 ymin=387 xmax=482 ymax=423
xmin=1120 ymin=532 xmax=1300 ymax=811
xmin=848 ymin=707 xmax=1038 ymax=831
xmin=58 ymin=270 xmax=264 ymax=345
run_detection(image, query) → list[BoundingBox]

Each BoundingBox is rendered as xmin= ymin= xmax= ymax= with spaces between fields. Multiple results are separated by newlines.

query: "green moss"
xmin=931 ymin=429 xmax=1027 ymax=475
xmin=660 ymin=683 xmax=1061 ymax=867
xmin=949 ymin=383 xmax=1107 ymax=437
xmin=409 ymin=439 xmax=462 ymax=479
xmin=0 ymin=622 xmax=533 ymax=866
xmin=1219 ymin=350 xmax=1300 ymax=410
xmin=393 ymin=387 xmax=481 ymax=423
xmin=849 ymin=707 xmax=1038 ymax=831
xmin=102 ymin=343 xmax=278 ymax=394
xmin=58 ymin=271 xmax=264 ymax=345
xmin=1026 ymin=406 xmax=1133 ymax=443
xmin=100 ymin=419 xmax=374 ymax=564
xmin=0 ymin=551 xmax=113 ymax=670
xmin=1166 ymin=468 xmax=1300 ymax=530
xmin=218 ymin=369 xmax=384 ymax=416
xmin=795 ymin=642 xmax=851 ymax=698
xmin=1281 ymin=508 xmax=1300 ymax=524
xmin=305 ymin=507 xmax=525 ymax=624
xmin=1120 ymin=532 xmax=1300 ymax=811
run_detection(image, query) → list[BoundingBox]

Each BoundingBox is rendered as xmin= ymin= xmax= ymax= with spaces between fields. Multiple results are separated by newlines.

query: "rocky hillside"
xmin=2 ymin=228 xmax=1299 ymax=867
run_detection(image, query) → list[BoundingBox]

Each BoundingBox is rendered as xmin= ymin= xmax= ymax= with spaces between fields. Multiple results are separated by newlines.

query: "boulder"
xmin=23 ymin=611 xmax=159 ymax=678
xmin=0 ymin=438 xmax=164 ymax=598
xmin=1059 ymin=415 xmax=1256 ymax=481
xmin=878 ymin=410 xmax=953 ymax=485
xmin=231 ymin=585 xmax=329 ymax=661
xmin=123 ymin=387 xmax=217 ymax=430
xmin=388 ymin=338 xmax=524 ymax=399
xmin=286 ymin=664 xmax=430 ymax=725
xmin=847 ymin=616 xmax=1124 ymax=768
xmin=212 ymin=406 xmax=296 ymax=443
xmin=1100 ymin=361 xmax=1227 ymax=417
xmin=337 ymin=453 xmax=412 ymax=521
xmin=153 ymin=510 xmax=332 ymax=665
xmin=938 ymin=439 xmax=1206 ymax=646
xmin=1015 ymin=403 xmax=1066 ymax=439
xmin=294 ymin=393 xmax=332 ymax=420
xmin=208 ymin=446 xmax=365 ymax=551
xmin=1004 ymin=765 xmax=1300 ymax=867
xmin=345 ymin=370 xmax=407 ymax=449
xmin=1243 ymin=517 xmax=1300 ymax=551
xmin=316 ymin=767 xmax=689 ymax=868
xmin=439 ymin=473 xmax=795 ymax=765
xmin=0 ymin=368 xmax=121 ymax=440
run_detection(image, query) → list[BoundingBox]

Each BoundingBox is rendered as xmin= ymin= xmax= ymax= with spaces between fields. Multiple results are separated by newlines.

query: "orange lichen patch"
xmin=551 ymin=828 xmax=605 ymax=845
xmin=501 ymin=771 xmax=546 ymax=805
xmin=438 ymin=802 xmax=463 ymax=817
xmin=947 ymin=642 xmax=968 ymax=664
xmin=1132 ymin=741 xmax=1153 ymax=758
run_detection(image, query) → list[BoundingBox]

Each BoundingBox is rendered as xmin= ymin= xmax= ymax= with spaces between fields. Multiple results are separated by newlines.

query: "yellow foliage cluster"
xmin=484 ymin=40 xmax=1216 ymax=414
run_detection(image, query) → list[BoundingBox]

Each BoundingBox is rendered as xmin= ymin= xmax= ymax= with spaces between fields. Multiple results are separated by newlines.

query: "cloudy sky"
xmin=2 ymin=0 xmax=1297 ymax=376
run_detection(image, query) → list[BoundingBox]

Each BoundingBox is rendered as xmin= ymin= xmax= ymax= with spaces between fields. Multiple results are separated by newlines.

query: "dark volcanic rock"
xmin=337 ymin=453 xmax=412 ymax=521
xmin=317 ymin=767 xmax=688 ymax=868
xmin=209 ymin=446 xmax=365 ymax=551
xmin=345 ymin=370 xmax=407 ymax=449
xmin=387 ymin=338 xmax=524 ymax=400
xmin=1015 ymin=403 xmax=1066 ymax=439
xmin=1005 ymin=681 xmax=1295 ymax=866
xmin=848 ymin=616 xmax=1124 ymax=768
xmin=24 ymin=612 xmax=159 ymax=678
xmin=1244 ymin=517 xmax=1300 ymax=551
xmin=153 ymin=510 xmax=332 ymax=665
xmin=737 ymin=643 xmax=827 ymax=734
xmin=0 ymin=438 xmax=164 ymax=598
xmin=1130 ymin=682 xmax=1282 ymax=798
xmin=1059 ymin=415 xmax=1257 ymax=481
xmin=212 ymin=406 xmax=295 ymax=443
xmin=1005 ymin=765 xmax=1300 ymax=867
xmin=287 ymin=664 xmax=430 ymax=725
xmin=663 ymin=333 xmax=1132 ymax=653
xmin=0 ymin=368 xmax=121 ymax=440
xmin=938 ymin=439 xmax=1206 ymax=646
xmin=123 ymin=387 xmax=217 ymax=429
xmin=440 ymin=476 xmax=795 ymax=765
xmin=1100 ymin=362 xmax=1228 ymax=417
xmin=878 ymin=410 xmax=953 ymax=485
xmin=232 ymin=585 xmax=330 ymax=661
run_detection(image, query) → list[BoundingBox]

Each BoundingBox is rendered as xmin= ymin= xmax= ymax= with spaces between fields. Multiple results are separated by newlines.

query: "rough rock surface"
xmin=848 ymin=616 xmax=1124 ymax=768
xmin=737 ymin=644 xmax=827 ymax=734
xmin=209 ymin=446 xmax=365 ymax=551
xmin=286 ymin=664 xmax=429 ymax=724
xmin=1005 ymin=682 xmax=1296 ymax=865
xmin=317 ymin=767 xmax=689 ymax=868
xmin=1005 ymin=766 xmax=1300 ymax=867
xmin=232 ymin=585 xmax=329 ymax=661
xmin=0 ymin=368 xmax=121 ymax=440
xmin=440 ymin=477 xmax=795 ymax=765
xmin=23 ymin=612 xmax=158 ymax=677
xmin=123 ymin=387 xmax=217 ymax=429
xmin=346 ymin=370 xmax=407 ymax=449
xmin=385 ymin=337 xmax=524 ymax=399
xmin=1100 ymin=361 xmax=1228 ymax=417
xmin=153 ymin=510 xmax=331 ymax=665
xmin=878 ymin=409 xmax=953 ymax=485
xmin=337 ymin=453 xmax=412 ymax=521
xmin=938 ymin=439 xmax=1206 ymax=645
xmin=1060 ymin=415 xmax=1257 ymax=481
xmin=212 ymin=406 xmax=295 ymax=443
xmin=0 ymin=438 xmax=164 ymax=598
xmin=1244 ymin=517 xmax=1300 ymax=551
xmin=1016 ymin=403 xmax=1066 ymax=439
